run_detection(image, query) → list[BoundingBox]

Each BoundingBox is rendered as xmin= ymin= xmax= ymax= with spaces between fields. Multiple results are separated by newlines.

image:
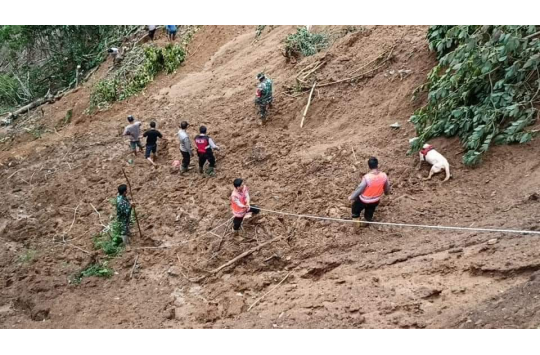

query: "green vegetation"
xmin=18 ymin=249 xmax=37 ymax=264
xmin=410 ymin=25 xmax=540 ymax=166
xmin=71 ymin=262 xmax=113 ymax=284
xmin=283 ymin=27 xmax=329 ymax=61
xmin=93 ymin=220 xmax=124 ymax=257
xmin=0 ymin=25 xmax=139 ymax=115
xmin=88 ymin=44 xmax=186 ymax=112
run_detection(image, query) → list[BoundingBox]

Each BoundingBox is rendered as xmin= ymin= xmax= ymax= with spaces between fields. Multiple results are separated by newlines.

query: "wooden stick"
xmin=122 ymin=168 xmax=144 ymax=239
xmin=300 ymin=81 xmax=317 ymax=128
xmin=130 ymin=254 xmax=139 ymax=279
xmin=351 ymin=147 xmax=358 ymax=163
xmin=248 ymin=271 xmax=291 ymax=311
xmin=7 ymin=169 xmax=24 ymax=179
xmin=68 ymin=204 xmax=81 ymax=233
xmin=193 ymin=236 xmax=283 ymax=282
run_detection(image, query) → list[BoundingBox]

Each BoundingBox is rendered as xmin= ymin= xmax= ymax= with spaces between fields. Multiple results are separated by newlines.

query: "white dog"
xmin=418 ymin=144 xmax=451 ymax=181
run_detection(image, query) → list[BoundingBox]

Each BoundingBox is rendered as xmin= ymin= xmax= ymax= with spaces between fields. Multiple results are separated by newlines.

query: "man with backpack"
xmin=194 ymin=125 xmax=220 ymax=176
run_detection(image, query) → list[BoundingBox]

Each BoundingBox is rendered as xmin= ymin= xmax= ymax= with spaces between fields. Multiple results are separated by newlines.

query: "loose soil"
xmin=1 ymin=25 xmax=540 ymax=329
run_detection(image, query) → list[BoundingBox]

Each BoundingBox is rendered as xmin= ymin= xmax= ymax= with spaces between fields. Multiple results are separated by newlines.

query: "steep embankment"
xmin=1 ymin=25 xmax=540 ymax=329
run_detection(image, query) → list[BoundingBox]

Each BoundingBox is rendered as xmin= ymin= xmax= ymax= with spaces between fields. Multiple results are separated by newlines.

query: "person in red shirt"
xmin=230 ymin=178 xmax=260 ymax=235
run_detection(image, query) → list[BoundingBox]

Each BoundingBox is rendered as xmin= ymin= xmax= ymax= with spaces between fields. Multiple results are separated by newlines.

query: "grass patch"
xmin=18 ymin=249 xmax=37 ymax=264
xmin=71 ymin=262 xmax=113 ymax=284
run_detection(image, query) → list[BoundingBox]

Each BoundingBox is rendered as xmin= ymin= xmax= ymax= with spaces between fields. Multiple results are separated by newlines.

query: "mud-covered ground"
xmin=1 ymin=25 xmax=540 ymax=329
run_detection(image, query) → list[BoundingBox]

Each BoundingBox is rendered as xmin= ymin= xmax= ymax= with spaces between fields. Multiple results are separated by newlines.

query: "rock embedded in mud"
xmin=167 ymin=266 xmax=181 ymax=277
xmin=415 ymin=287 xmax=442 ymax=299
xmin=487 ymin=238 xmax=498 ymax=245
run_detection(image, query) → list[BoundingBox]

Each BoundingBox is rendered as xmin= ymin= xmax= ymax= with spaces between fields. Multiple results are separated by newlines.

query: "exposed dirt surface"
xmin=2 ymin=25 xmax=540 ymax=329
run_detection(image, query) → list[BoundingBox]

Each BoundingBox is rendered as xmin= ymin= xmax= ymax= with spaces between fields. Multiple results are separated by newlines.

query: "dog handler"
xmin=348 ymin=157 xmax=390 ymax=228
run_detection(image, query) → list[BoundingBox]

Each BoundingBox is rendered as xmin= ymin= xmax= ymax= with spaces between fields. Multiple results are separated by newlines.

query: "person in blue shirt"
xmin=166 ymin=25 xmax=177 ymax=41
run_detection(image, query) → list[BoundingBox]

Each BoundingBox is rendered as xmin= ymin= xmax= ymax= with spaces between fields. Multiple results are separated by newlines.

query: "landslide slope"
xmin=1 ymin=25 xmax=540 ymax=329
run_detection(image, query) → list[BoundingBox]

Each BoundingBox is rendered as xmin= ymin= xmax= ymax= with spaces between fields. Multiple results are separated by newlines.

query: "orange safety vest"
xmin=230 ymin=186 xmax=249 ymax=217
xmin=360 ymin=171 xmax=388 ymax=204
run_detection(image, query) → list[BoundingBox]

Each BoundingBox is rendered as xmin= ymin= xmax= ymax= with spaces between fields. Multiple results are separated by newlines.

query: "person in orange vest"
xmin=230 ymin=178 xmax=260 ymax=235
xmin=348 ymin=157 xmax=390 ymax=228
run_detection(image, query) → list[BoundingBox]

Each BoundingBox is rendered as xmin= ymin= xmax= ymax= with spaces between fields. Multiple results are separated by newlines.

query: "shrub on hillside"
xmin=88 ymin=44 xmax=186 ymax=112
xmin=283 ymin=27 xmax=328 ymax=61
xmin=410 ymin=25 xmax=540 ymax=166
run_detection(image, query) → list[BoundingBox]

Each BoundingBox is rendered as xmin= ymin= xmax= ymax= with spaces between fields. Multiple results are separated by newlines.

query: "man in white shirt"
xmin=177 ymin=121 xmax=193 ymax=173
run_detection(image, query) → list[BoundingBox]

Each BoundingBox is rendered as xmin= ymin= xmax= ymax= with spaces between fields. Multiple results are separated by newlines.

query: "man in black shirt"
xmin=143 ymin=121 xmax=164 ymax=166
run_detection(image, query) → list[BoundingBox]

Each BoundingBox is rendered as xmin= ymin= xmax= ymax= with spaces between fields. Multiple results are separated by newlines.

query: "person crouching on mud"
xmin=194 ymin=125 xmax=220 ymax=176
xmin=230 ymin=178 xmax=260 ymax=235
xmin=348 ymin=157 xmax=390 ymax=229
xmin=117 ymin=184 xmax=135 ymax=244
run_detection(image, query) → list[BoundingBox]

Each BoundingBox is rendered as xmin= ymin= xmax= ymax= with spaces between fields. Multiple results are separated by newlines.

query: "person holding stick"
xmin=117 ymin=184 xmax=136 ymax=244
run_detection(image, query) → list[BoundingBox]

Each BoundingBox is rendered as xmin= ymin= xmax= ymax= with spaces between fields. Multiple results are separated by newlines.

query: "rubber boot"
xmin=353 ymin=218 xmax=362 ymax=232
xmin=199 ymin=166 xmax=203 ymax=174
xmin=181 ymin=166 xmax=188 ymax=173
xmin=207 ymin=167 xmax=215 ymax=176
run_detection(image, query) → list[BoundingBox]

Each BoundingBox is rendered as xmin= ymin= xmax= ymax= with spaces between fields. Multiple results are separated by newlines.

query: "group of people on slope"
xmin=123 ymin=116 xmax=220 ymax=175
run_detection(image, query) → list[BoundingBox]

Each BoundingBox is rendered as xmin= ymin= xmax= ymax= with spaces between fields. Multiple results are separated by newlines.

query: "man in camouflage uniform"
xmin=254 ymin=73 xmax=273 ymax=125
xmin=116 ymin=184 xmax=134 ymax=244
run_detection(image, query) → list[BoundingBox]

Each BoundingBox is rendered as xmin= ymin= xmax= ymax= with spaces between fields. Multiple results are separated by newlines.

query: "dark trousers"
xmin=148 ymin=29 xmax=156 ymax=40
xmin=181 ymin=151 xmax=191 ymax=168
xmin=233 ymin=206 xmax=260 ymax=230
xmin=351 ymin=199 xmax=379 ymax=221
xmin=198 ymin=151 xmax=216 ymax=168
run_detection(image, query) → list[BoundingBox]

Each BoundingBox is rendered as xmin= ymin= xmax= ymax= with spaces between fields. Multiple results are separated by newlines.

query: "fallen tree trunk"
xmin=2 ymin=96 xmax=51 ymax=122
xmin=192 ymin=236 xmax=283 ymax=282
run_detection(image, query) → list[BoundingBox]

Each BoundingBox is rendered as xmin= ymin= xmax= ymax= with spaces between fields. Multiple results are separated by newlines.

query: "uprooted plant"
xmin=283 ymin=27 xmax=329 ymax=62
xmin=410 ymin=25 xmax=540 ymax=166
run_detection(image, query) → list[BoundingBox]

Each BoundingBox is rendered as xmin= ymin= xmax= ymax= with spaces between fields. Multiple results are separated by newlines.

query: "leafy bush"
xmin=163 ymin=44 xmax=186 ymax=74
xmin=93 ymin=221 xmax=124 ymax=257
xmin=89 ymin=44 xmax=186 ymax=112
xmin=283 ymin=27 xmax=328 ymax=60
xmin=88 ymin=78 xmax=119 ymax=111
xmin=71 ymin=262 xmax=113 ymax=284
xmin=410 ymin=25 xmax=540 ymax=166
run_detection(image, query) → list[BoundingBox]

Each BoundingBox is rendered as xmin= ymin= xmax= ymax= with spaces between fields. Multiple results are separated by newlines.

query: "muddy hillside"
xmin=2 ymin=25 xmax=540 ymax=329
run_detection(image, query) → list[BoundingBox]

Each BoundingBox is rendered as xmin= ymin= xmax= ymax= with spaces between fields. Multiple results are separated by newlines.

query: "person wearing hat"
xmin=194 ymin=125 xmax=220 ymax=176
xmin=255 ymin=73 xmax=273 ymax=125
xmin=177 ymin=121 xmax=193 ymax=173
xmin=123 ymin=115 xmax=143 ymax=156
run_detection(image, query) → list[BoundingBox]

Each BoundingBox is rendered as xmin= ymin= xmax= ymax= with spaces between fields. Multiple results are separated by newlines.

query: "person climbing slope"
xmin=348 ymin=157 xmax=390 ymax=229
xmin=177 ymin=121 xmax=193 ymax=173
xmin=123 ymin=115 xmax=143 ymax=156
xmin=254 ymin=73 xmax=273 ymax=125
xmin=194 ymin=125 xmax=220 ymax=176
xmin=230 ymin=178 xmax=260 ymax=235
xmin=142 ymin=121 xmax=165 ymax=167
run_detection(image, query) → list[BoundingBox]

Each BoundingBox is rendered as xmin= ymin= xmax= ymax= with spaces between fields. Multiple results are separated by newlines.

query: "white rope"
xmin=256 ymin=207 xmax=540 ymax=236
